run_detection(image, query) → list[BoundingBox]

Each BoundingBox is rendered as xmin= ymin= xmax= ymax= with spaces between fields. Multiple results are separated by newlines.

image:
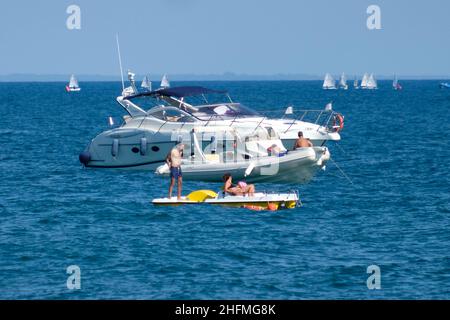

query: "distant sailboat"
xmin=338 ymin=73 xmax=348 ymax=90
xmin=141 ymin=76 xmax=152 ymax=91
xmin=66 ymin=74 xmax=81 ymax=92
xmin=160 ymin=74 xmax=170 ymax=88
xmin=361 ymin=73 xmax=377 ymax=90
xmin=393 ymin=74 xmax=402 ymax=90
xmin=353 ymin=78 xmax=359 ymax=89
xmin=323 ymin=73 xmax=337 ymax=90
xmin=367 ymin=74 xmax=378 ymax=89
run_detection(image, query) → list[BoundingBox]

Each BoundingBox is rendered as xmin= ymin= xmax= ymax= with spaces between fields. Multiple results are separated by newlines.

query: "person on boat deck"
xmin=222 ymin=173 xmax=255 ymax=197
xmin=166 ymin=143 xmax=184 ymax=200
xmin=293 ymin=131 xmax=313 ymax=149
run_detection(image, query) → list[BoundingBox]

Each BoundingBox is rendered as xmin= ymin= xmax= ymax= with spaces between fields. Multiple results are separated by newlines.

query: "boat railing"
xmin=259 ymin=108 xmax=340 ymax=133
xmin=201 ymin=108 xmax=339 ymax=132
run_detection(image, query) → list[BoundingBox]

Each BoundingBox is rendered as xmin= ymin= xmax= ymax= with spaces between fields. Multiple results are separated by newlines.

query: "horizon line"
xmin=1 ymin=73 xmax=449 ymax=82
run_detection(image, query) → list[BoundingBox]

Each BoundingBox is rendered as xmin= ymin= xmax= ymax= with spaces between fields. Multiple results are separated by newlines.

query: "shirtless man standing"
xmin=166 ymin=144 xmax=184 ymax=200
xmin=293 ymin=131 xmax=313 ymax=149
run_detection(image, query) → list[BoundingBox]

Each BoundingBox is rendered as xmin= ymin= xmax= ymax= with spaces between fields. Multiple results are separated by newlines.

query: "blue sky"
xmin=0 ymin=0 xmax=449 ymax=77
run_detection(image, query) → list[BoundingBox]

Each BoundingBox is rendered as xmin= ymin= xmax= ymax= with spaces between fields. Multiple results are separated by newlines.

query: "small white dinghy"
xmin=338 ymin=73 xmax=348 ymax=90
xmin=141 ymin=75 xmax=152 ymax=91
xmin=361 ymin=73 xmax=378 ymax=90
xmin=66 ymin=74 xmax=81 ymax=92
xmin=152 ymin=190 xmax=300 ymax=211
xmin=323 ymin=73 xmax=337 ymax=90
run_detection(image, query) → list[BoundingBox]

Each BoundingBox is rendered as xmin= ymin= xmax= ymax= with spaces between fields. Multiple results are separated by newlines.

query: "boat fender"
xmin=112 ymin=139 xmax=119 ymax=157
xmin=140 ymin=137 xmax=147 ymax=155
xmin=155 ymin=163 xmax=170 ymax=175
xmin=79 ymin=151 xmax=91 ymax=166
xmin=155 ymin=164 xmax=170 ymax=174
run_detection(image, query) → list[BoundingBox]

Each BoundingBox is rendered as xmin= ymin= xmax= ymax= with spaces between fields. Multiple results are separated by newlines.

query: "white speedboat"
xmin=66 ymin=74 xmax=81 ymax=92
xmin=79 ymin=73 xmax=342 ymax=171
xmin=338 ymin=73 xmax=348 ymax=90
xmin=154 ymin=126 xmax=330 ymax=183
xmin=440 ymin=82 xmax=450 ymax=89
xmin=323 ymin=73 xmax=337 ymax=90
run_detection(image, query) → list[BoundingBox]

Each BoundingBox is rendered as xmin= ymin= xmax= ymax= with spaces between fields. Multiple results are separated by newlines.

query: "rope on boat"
xmin=329 ymin=157 xmax=354 ymax=185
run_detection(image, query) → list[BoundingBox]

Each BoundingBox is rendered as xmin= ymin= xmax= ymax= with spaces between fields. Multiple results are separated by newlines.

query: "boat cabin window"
xmin=148 ymin=107 xmax=196 ymax=123
xmin=265 ymin=127 xmax=279 ymax=139
xmin=190 ymin=103 xmax=261 ymax=120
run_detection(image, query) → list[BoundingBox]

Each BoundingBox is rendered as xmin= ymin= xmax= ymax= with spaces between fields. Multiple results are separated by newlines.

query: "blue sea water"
xmin=0 ymin=81 xmax=449 ymax=299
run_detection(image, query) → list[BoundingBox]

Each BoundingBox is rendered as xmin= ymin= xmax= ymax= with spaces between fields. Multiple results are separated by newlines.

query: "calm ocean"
xmin=0 ymin=81 xmax=449 ymax=299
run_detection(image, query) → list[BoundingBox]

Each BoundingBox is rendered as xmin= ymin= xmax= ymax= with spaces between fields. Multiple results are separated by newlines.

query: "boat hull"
xmin=82 ymin=122 xmax=338 ymax=171
xmin=156 ymin=147 xmax=330 ymax=184
xmin=66 ymin=86 xmax=81 ymax=92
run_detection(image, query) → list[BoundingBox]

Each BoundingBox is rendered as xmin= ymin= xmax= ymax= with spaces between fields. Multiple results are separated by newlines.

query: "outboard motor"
xmin=79 ymin=151 xmax=91 ymax=166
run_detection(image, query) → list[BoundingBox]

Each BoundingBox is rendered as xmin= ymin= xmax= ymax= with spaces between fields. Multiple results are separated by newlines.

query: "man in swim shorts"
xmin=166 ymin=144 xmax=184 ymax=200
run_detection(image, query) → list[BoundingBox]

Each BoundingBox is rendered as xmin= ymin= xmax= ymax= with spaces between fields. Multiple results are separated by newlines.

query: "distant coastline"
xmin=0 ymin=73 xmax=448 ymax=82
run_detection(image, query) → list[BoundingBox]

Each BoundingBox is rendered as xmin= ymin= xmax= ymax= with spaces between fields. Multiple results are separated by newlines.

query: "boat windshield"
xmin=190 ymin=103 xmax=261 ymax=120
xmin=128 ymin=96 xmax=171 ymax=110
xmin=147 ymin=107 xmax=197 ymax=123
xmin=126 ymin=94 xmax=261 ymax=120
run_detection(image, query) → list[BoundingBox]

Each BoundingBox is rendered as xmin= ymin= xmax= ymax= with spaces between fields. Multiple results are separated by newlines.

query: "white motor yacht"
xmin=79 ymin=74 xmax=342 ymax=173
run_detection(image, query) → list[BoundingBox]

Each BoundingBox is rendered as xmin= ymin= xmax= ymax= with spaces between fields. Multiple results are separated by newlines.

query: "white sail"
xmin=160 ymin=74 xmax=170 ymax=88
xmin=339 ymin=73 xmax=348 ymax=89
xmin=69 ymin=74 xmax=79 ymax=88
xmin=353 ymin=78 xmax=359 ymax=88
xmin=393 ymin=74 xmax=398 ymax=88
xmin=367 ymin=73 xmax=377 ymax=89
xmin=323 ymin=73 xmax=336 ymax=89
xmin=141 ymin=76 xmax=152 ymax=91
xmin=393 ymin=74 xmax=402 ymax=90
xmin=360 ymin=73 xmax=369 ymax=88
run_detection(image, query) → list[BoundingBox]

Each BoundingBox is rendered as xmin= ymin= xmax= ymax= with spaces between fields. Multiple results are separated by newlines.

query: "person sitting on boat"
xmin=222 ymin=173 xmax=255 ymax=197
xmin=166 ymin=144 xmax=184 ymax=200
xmin=293 ymin=131 xmax=313 ymax=149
